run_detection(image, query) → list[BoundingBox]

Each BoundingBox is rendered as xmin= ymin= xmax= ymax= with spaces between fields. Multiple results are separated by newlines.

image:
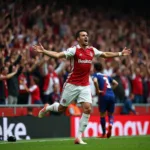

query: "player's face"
xmin=78 ymin=32 xmax=89 ymax=46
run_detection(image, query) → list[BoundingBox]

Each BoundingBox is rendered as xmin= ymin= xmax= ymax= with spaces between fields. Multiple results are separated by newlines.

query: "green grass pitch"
xmin=0 ymin=135 xmax=150 ymax=150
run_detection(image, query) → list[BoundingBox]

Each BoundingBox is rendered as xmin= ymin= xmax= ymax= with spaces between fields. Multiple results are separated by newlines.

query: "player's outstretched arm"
xmin=100 ymin=47 xmax=131 ymax=58
xmin=33 ymin=44 xmax=66 ymax=59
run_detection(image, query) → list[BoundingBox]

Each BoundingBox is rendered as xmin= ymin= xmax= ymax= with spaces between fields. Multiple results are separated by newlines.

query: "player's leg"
xmin=100 ymin=112 xmax=107 ymax=137
xmin=98 ymin=97 xmax=107 ymax=138
xmin=108 ymin=112 xmax=114 ymax=126
xmin=75 ymin=102 xmax=91 ymax=144
xmin=75 ymin=86 xmax=92 ymax=144
xmin=38 ymin=102 xmax=66 ymax=118
xmin=38 ymin=83 xmax=78 ymax=118
xmin=106 ymin=96 xmax=115 ymax=138
xmin=107 ymin=112 xmax=113 ymax=138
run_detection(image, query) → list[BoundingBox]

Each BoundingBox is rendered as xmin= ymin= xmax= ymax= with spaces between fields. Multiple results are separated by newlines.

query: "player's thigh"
xmin=78 ymin=85 xmax=92 ymax=104
xmin=98 ymin=98 xmax=107 ymax=114
xmin=60 ymin=83 xmax=79 ymax=107
xmin=107 ymin=96 xmax=115 ymax=114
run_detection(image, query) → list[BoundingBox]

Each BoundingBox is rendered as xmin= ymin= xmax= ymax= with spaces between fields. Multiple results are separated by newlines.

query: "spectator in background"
xmin=18 ymin=71 xmax=29 ymax=104
xmin=147 ymin=82 xmax=150 ymax=103
xmin=63 ymin=60 xmax=71 ymax=83
xmin=103 ymin=61 xmax=113 ymax=76
xmin=26 ymin=107 xmax=33 ymax=116
xmin=48 ymin=83 xmax=61 ymax=116
xmin=42 ymin=65 xmax=60 ymax=103
xmin=7 ymin=53 xmax=23 ymax=104
xmin=130 ymin=63 xmax=143 ymax=103
xmin=49 ymin=83 xmax=60 ymax=104
xmin=42 ymin=61 xmax=65 ymax=104
xmin=120 ymin=66 xmax=131 ymax=99
xmin=113 ymin=68 xmax=125 ymax=103
xmin=147 ymin=65 xmax=150 ymax=103
xmin=22 ymin=76 xmax=43 ymax=104
xmin=0 ymin=66 xmax=18 ymax=104
xmin=121 ymin=93 xmax=137 ymax=115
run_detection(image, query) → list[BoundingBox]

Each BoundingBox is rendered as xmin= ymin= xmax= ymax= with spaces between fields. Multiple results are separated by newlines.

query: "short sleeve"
xmin=29 ymin=85 xmax=37 ymax=92
xmin=132 ymin=73 xmax=136 ymax=80
xmin=93 ymin=47 xmax=103 ymax=57
xmin=92 ymin=73 xmax=97 ymax=79
xmin=64 ymin=46 xmax=76 ymax=59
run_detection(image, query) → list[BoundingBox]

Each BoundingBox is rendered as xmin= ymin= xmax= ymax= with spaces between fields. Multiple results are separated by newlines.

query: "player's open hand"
xmin=32 ymin=43 xmax=45 ymax=53
xmin=122 ymin=47 xmax=132 ymax=56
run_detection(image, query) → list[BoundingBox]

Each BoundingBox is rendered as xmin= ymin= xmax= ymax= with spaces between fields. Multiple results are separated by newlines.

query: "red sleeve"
xmin=43 ymin=74 xmax=50 ymax=91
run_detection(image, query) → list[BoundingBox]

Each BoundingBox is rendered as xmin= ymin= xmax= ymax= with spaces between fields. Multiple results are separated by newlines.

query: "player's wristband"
xmin=119 ymin=52 xmax=122 ymax=56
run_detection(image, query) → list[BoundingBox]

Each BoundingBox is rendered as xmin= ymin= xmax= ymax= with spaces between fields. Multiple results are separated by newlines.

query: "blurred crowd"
xmin=0 ymin=0 xmax=150 ymax=105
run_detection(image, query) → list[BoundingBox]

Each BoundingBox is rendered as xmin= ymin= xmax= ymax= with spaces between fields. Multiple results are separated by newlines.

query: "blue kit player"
xmin=92 ymin=63 xmax=118 ymax=138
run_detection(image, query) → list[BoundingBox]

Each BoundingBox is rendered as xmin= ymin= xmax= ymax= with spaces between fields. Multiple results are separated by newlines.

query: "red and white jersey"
xmin=18 ymin=74 xmax=28 ymax=94
xmin=131 ymin=74 xmax=143 ymax=95
xmin=64 ymin=45 xmax=103 ymax=86
xmin=43 ymin=72 xmax=59 ymax=95
xmin=29 ymin=85 xmax=41 ymax=104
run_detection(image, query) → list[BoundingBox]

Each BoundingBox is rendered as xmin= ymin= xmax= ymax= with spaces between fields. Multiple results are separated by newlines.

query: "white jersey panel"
xmin=93 ymin=47 xmax=103 ymax=57
xmin=64 ymin=46 xmax=76 ymax=59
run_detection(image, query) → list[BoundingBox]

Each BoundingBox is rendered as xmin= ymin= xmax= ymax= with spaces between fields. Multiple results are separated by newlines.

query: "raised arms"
xmin=33 ymin=44 xmax=66 ymax=59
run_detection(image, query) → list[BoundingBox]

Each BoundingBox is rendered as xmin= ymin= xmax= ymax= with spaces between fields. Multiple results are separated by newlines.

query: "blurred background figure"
xmin=49 ymin=83 xmax=60 ymax=104
xmin=113 ymin=68 xmax=125 ymax=103
xmin=22 ymin=76 xmax=43 ymax=104
xmin=103 ymin=61 xmax=113 ymax=76
xmin=0 ymin=66 xmax=18 ymax=104
xmin=130 ymin=65 xmax=143 ymax=103
xmin=65 ymin=100 xmax=81 ymax=116
xmin=121 ymin=93 xmax=137 ymax=115
xmin=26 ymin=107 xmax=33 ymax=116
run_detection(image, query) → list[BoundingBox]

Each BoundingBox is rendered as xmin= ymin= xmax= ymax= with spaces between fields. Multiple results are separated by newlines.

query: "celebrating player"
xmin=33 ymin=29 xmax=131 ymax=144
xmin=92 ymin=63 xmax=118 ymax=138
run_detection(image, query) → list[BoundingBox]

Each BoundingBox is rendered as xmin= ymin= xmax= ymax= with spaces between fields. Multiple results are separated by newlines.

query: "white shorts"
xmin=60 ymin=83 xmax=92 ymax=107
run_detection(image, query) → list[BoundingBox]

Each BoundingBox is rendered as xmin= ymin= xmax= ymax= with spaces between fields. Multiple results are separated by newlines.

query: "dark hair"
xmin=75 ymin=29 xmax=88 ymax=39
xmin=94 ymin=63 xmax=103 ymax=72
xmin=30 ymin=76 xmax=39 ymax=85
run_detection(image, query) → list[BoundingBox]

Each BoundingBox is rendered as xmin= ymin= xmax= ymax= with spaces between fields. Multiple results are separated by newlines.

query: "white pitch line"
xmin=0 ymin=135 xmax=150 ymax=145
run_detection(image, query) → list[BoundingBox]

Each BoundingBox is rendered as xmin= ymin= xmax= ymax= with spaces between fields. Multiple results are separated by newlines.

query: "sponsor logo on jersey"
xmin=78 ymin=59 xmax=92 ymax=64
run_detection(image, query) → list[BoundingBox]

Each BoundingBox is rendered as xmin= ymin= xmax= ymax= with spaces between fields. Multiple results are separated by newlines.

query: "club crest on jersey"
xmin=90 ymin=52 xmax=93 ymax=57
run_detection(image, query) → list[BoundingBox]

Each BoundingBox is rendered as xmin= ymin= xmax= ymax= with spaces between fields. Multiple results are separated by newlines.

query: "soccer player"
xmin=92 ymin=63 xmax=118 ymax=138
xmin=33 ymin=29 xmax=131 ymax=144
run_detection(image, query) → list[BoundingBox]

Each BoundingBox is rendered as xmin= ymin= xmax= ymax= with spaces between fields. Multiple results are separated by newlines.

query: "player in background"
xmin=92 ymin=63 xmax=118 ymax=138
xmin=33 ymin=29 xmax=131 ymax=144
